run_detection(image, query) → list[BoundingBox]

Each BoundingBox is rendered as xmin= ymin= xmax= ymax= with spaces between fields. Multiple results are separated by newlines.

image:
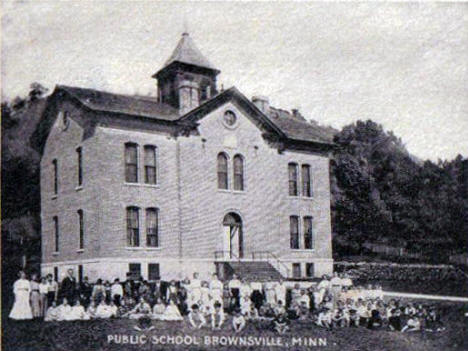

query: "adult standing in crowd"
xmin=330 ymin=272 xmax=343 ymax=304
xmin=9 ymin=270 xmax=33 ymax=320
xmin=264 ymin=280 xmax=276 ymax=305
xmin=189 ymin=272 xmax=202 ymax=306
xmin=317 ymin=275 xmax=331 ymax=292
xmin=92 ymin=279 xmax=106 ymax=303
xmin=111 ymin=279 xmax=123 ymax=306
xmin=39 ymin=277 xmax=49 ymax=316
xmin=228 ymin=274 xmax=241 ymax=311
xmin=153 ymin=278 xmax=165 ymax=302
xmin=80 ymin=276 xmax=93 ymax=307
xmin=275 ymin=279 xmax=287 ymax=306
xmin=340 ymin=272 xmax=353 ymax=288
xmin=250 ymin=276 xmax=264 ymax=310
xmin=209 ymin=273 xmax=224 ymax=306
xmin=60 ymin=269 xmax=77 ymax=304
xmin=30 ymin=273 xmax=42 ymax=318
xmin=46 ymin=274 xmax=58 ymax=307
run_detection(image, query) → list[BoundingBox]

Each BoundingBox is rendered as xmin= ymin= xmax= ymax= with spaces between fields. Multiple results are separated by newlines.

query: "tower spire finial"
xmin=182 ymin=18 xmax=189 ymax=36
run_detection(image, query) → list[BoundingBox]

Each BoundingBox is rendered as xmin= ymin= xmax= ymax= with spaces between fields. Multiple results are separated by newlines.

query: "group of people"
xmin=9 ymin=269 xmax=445 ymax=334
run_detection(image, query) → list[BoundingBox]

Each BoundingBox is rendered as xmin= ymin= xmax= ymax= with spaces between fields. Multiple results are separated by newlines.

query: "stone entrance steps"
xmin=217 ymin=261 xmax=283 ymax=281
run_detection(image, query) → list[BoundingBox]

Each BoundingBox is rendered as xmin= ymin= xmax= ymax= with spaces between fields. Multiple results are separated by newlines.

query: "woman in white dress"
xmin=9 ymin=271 xmax=33 ymax=320
xmin=162 ymin=299 xmax=183 ymax=321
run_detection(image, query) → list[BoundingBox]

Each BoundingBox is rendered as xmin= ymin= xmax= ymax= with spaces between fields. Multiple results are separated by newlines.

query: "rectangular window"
xmin=78 ymin=210 xmax=84 ymax=249
xmin=126 ymin=207 xmax=140 ymax=247
xmin=288 ymin=163 xmax=298 ymax=196
xmin=53 ymin=159 xmax=58 ymax=195
xmin=148 ymin=263 xmax=160 ymax=281
xmin=146 ymin=208 xmax=159 ymax=247
xmin=54 ymin=267 xmax=58 ymax=282
xmin=144 ymin=146 xmax=157 ymax=184
xmin=53 ymin=216 xmax=59 ymax=252
xmin=292 ymin=263 xmax=301 ymax=278
xmin=125 ymin=143 xmax=138 ymax=183
xmin=306 ymin=263 xmax=314 ymax=278
xmin=302 ymin=165 xmax=311 ymax=197
xmin=78 ymin=265 xmax=83 ymax=283
xmin=77 ymin=147 xmax=83 ymax=186
xmin=290 ymin=216 xmax=299 ymax=249
xmin=304 ymin=216 xmax=313 ymax=249
xmin=129 ymin=263 xmax=141 ymax=279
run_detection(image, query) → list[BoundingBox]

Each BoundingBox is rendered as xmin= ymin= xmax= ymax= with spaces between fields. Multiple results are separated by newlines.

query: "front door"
xmin=222 ymin=213 xmax=243 ymax=259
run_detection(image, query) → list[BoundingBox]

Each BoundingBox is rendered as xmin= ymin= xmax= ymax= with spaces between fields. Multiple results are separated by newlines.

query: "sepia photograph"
xmin=1 ymin=1 xmax=467 ymax=350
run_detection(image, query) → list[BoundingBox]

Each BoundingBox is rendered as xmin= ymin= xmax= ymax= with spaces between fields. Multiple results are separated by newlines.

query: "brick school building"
xmin=33 ymin=32 xmax=334 ymax=282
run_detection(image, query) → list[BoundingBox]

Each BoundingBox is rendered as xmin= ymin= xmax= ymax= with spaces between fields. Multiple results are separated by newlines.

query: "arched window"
xmin=302 ymin=164 xmax=311 ymax=197
xmin=288 ymin=163 xmax=298 ymax=196
xmin=217 ymin=153 xmax=228 ymax=190
xmin=233 ymin=155 xmax=244 ymax=191
xmin=146 ymin=208 xmax=159 ymax=247
xmin=125 ymin=143 xmax=138 ymax=183
xmin=126 ymin=206 xmax=140 ymax=247
xmin=144 ymin=145 xmax=157 ymax=184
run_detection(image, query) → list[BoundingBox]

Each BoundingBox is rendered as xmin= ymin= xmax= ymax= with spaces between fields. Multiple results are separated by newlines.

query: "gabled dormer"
xmin=153 ymin=32 xmax=220 ymax=115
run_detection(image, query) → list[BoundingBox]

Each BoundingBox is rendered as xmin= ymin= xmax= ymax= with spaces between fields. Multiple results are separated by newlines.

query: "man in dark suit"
xmin=60 ymin=268 xmax=77 ymax=304
xmin=155 ymin=278 xmax=169 ymax=301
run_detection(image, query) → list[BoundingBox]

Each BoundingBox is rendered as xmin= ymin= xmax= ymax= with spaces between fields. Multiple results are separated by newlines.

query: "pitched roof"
xmin=52 ymin=84 xmax=333 ymax=146
xmin=268 ymin=107 xmax=335 ymax=145
xmin=162 ymin=33 xmax=218 ymax=71
xmin=180 ymin=87 xmax=334 ymax=146
xmin=58 ymin=85 xmax=179 ymax=121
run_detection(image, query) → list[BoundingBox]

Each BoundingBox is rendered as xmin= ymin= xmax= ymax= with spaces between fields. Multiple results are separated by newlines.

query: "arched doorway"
xmin=222 ymin=212 xmax=243 ymax=259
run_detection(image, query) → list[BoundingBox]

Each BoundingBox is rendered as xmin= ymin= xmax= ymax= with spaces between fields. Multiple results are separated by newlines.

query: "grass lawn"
xmin=2 ymin=301 xmax=468 ymax=351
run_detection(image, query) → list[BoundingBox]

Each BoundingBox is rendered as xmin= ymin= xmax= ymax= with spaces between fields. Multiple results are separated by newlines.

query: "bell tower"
xmin=152 ymin=32 xmax=220 ymax=114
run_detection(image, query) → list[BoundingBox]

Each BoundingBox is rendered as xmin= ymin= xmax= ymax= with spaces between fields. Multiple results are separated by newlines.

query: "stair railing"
xmin=267 ymin=251 xmax=290 ymax=278
xmin=251 ymin=250 xmax=290 ymax=278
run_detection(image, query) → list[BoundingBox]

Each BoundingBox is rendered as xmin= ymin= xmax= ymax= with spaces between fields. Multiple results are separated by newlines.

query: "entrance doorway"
xmin=222 ymin=213 xmax=243 ymax=259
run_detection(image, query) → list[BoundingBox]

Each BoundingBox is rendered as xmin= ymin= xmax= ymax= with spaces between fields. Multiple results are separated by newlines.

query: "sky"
xmin=2 ymin=1 xmax=467 ymax=161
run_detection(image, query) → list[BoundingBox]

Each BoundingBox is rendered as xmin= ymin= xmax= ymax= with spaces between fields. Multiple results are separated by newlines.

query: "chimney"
xmin=291 ymin=108 xmax=306 ymax=121
xmin=252 ymin=95 xmax=269 ymax=114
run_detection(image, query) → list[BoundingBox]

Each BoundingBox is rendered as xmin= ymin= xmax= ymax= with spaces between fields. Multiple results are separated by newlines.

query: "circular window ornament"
xmin=223 ymin=110 xmax=238 ymax=128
